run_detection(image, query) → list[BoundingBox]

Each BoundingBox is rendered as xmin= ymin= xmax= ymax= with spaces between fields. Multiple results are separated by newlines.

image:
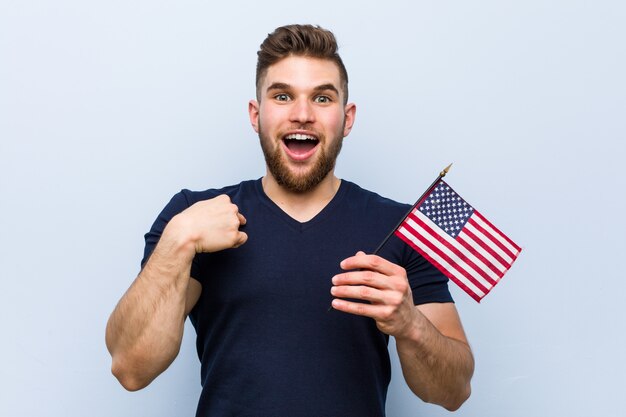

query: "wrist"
xmin=141 ymin=216 xmax=197 ymax=290
xmin=158 ymin=214 xmax=198 ymax=263
xmin=394 ymin=308 xmax=425 ymax=347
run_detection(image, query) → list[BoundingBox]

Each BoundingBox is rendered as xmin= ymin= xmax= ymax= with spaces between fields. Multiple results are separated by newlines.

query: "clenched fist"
xmin=166 ymin=194 xmax=248 ymax=255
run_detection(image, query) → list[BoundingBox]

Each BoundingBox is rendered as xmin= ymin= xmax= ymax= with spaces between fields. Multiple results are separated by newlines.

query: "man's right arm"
xmin=105 ymin=195 xmax=247 ymax=391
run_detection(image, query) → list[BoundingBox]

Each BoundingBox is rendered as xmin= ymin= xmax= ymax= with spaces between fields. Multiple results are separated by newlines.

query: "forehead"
xmin=261 ymin=56 xmax=342 ymax=92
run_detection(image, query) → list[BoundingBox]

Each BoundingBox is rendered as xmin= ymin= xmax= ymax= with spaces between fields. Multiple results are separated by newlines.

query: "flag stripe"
xmin=395 ymin=227 xmax=485 ymax=302
xmin=464 ymin=221 xmax=514 ymax=265
xmin=402 ymin=215 xmax=493 ymax=293
xmin=455 ymin=233 xmax=506 ymax=278
xmin=473 ymin=211 xmax=522 ymax=252
xmin=459 ymin=226 xmax=510 ymax=270
xmin=403 ymin=217 xmax=492 ymax=293
xmin=410 ymin=212 xmax=500 ymax=285
xmin=470 ymin=215 xmax=518 ymax=260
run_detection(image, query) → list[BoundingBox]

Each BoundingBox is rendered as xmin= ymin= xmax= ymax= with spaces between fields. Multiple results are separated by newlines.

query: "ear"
xmin=248 ymin=100 xmax=260 ymax=133
xmin=342 ymin=103 xmax=356 ymax=137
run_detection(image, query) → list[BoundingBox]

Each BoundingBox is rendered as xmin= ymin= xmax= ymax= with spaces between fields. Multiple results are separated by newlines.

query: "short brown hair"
xmin=256 ymin=24 xmax=349 ymax=103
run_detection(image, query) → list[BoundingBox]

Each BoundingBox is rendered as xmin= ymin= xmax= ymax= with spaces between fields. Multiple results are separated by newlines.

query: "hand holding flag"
xmin=388 ymin=166 xmax=521 ymax=302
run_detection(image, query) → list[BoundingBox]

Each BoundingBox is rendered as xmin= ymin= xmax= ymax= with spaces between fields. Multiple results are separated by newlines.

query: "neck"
xmin=262 ymin=172 xmax=341 ymax=223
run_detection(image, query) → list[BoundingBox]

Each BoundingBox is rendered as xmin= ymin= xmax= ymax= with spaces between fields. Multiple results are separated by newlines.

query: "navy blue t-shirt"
xmin=142 ymin=179 xmax=452 ymax=417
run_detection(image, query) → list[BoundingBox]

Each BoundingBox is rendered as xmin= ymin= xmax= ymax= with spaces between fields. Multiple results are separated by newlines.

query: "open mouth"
xmin=282 ymin=133 xmax=320 ymax=159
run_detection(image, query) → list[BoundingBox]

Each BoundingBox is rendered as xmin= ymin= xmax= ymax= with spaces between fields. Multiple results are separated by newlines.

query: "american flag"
xmin=395 ymin=180 xmax=521 ymax=302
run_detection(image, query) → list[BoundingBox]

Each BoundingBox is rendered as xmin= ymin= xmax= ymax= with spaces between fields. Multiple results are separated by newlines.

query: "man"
xmin=106 ymin=24 xmax=474 ymax=416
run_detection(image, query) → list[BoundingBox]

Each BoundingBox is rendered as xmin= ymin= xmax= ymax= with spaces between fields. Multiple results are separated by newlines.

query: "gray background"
xmin=1 ymin=1 xmax=624 ymax=416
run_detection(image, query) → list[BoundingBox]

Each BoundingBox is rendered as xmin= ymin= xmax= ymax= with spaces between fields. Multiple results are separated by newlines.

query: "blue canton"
xmin=418 ymin=181 xmax=474 ymax=238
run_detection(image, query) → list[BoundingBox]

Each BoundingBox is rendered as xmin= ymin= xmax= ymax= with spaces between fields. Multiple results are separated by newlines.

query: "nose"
xmin=289 ymin=98 xmax=315 ymax=124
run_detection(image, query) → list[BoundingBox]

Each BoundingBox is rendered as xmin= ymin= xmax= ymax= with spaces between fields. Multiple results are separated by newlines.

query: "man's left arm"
xmin=331 ymin=252 xmax=474 ymax=411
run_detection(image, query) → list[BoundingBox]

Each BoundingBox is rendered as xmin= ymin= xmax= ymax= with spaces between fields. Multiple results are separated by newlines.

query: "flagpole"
xmin=328 ymin=164 xmax=452 ymax=312
xmin=372 ymin=163 xmax=453 ymax=255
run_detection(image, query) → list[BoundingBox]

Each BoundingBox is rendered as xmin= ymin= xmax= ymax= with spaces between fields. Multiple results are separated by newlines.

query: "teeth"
xmin=285 ymin=133 xmax=317 ymax=141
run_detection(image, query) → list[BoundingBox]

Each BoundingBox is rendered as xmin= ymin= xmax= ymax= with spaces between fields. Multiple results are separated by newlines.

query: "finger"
xmin=331 ymin=284 xmax=386 ymax=304
xmin=340 ymin=253 xmax=403 ymax=276
xmin=215 ymin=194 xmax=231 ymax=203
xmin=237 ymin=212 xmax=247 ymax=226
xmin=332 ymin=270 xmax=392 ymax=290
xmin=331 ymin=298 xmax=385 ymax=318
xmin=233 ymin=231 xmax=248 ymax=248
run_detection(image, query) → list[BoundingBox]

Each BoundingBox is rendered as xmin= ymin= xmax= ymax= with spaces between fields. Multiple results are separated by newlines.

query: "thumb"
xmin=234 ymin=231 xmax=248 ymax=248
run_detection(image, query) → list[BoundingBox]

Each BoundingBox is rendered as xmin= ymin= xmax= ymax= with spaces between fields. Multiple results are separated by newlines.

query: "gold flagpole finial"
xmin=440 ymin=163 xmax=453 ymax=177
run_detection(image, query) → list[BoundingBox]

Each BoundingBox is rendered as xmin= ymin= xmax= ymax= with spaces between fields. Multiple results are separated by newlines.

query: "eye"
xmin=274 ymin=93 xmax=290 ymax=102
xmin=314 ymin=95 xmax=331 ymax=104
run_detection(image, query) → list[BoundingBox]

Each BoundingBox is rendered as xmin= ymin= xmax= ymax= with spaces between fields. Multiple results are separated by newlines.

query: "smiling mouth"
xmin=283 ymin=133 xmax=319 ymax=157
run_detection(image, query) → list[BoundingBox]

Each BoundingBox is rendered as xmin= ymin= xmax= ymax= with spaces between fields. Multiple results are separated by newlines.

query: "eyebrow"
xmin=265 ymin=82 xmax=340 ymax=95
xmin=313 ymin=84 xmax=339 ymax=95
xmin=266 ymin=82 xmax=291 ymax=93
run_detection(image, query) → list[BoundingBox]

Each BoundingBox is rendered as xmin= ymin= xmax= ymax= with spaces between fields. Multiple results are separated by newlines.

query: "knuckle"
xmin=396 ymin=279 xmax=409 ymax=292
xmin=212 ymin=195 xmax=231 ymax=208
xmin=395 ymin=265 xmax=407 ymax=276
xmin=369 ymin=256 xmax=382 ymax=269
xmin=382 ymin=306 xmax=395 ymax=320
xmin=390 ymin=293 xmax=403 ymax=306
xmin=359 ymin=286 xmax=371 ymax=298
xmin=233 ymin=233 xmax=247 ymax=247
xmin=355 ymin=303 xmax=366 ymax=315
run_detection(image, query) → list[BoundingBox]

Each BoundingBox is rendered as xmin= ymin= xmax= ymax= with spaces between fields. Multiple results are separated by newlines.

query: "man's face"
xmin=249 ymin=56 xmax=356 ymax=193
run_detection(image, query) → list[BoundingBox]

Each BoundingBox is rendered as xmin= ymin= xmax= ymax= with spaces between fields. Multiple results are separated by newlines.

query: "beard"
xmin=258 ymin=121 xmax=344 ymax=193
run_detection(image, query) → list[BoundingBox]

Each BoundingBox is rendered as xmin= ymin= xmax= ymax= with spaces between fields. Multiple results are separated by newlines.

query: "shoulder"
xmin=341 ymin=180 xmax=410 ymax=220
xmin=178 ymin=179 xmax=258 ymax=207
xmin=141 ymin=179 xmax=257 ymax=266
xmin=153 ymin=180 xmax=257 ymax=227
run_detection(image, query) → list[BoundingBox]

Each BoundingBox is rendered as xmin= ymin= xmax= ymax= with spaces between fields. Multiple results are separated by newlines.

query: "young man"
xmin=106 ymin=24 xmax=474 ymax=416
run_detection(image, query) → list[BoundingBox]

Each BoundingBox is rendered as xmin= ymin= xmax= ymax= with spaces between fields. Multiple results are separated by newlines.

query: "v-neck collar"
xmin=253 ymin=178 xmax=349 ymax=232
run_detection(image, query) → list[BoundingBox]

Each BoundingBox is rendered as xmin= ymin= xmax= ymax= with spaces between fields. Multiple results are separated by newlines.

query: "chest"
xmin=198 ymin=218 xmax=374 ymax=307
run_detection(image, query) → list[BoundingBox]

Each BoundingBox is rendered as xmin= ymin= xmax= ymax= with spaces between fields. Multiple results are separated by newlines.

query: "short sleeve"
xmin=140 ymin=191 xmax=192 ymax=269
